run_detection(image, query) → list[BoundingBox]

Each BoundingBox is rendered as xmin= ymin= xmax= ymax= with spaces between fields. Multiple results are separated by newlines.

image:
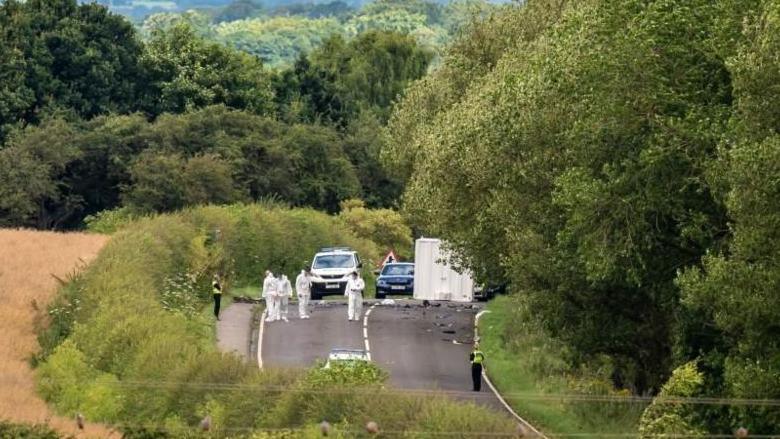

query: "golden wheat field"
xmin=0 ymin=229 xmax=118 ymax=438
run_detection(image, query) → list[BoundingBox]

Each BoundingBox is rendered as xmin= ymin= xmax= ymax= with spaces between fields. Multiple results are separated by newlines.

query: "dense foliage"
xmin=388 ymin=0 xmax=780 ymax=435
xmin=0 ymin=0 xmax=145 ymax=141
xmin=0 ymin=107 xmax=362 ymax=228
xmin=35 ymin=204 xmax=515 ymax=437
xmin=0 ymin=0 xmax=435 ymax=228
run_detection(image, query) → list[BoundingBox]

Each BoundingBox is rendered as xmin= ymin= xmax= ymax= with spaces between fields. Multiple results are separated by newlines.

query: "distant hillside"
xmin=78 ymin=0 xmax=506 ymax=23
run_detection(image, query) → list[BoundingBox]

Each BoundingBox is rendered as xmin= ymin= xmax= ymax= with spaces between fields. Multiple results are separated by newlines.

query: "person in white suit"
xmin=344 ymin=270 xmax=365 ymax=321
xmin=277 ymin=273 xmax=292 ymax=322
xmin=295 ymin=268 xmax=312 ymax=319
xmin=262 ymin=271 xmax=279 ymax=322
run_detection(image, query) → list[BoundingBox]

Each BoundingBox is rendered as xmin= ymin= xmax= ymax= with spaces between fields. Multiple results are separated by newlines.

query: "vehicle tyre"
xmin=376 ymin=291 xmax=386 ymax=300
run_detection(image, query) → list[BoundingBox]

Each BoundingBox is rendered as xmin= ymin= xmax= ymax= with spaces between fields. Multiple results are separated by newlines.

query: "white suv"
xmin=310 ymin=247 xmax=362 ymax=300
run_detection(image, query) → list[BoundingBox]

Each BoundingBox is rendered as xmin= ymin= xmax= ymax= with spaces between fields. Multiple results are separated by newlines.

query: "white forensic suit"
xmin=295 ymin=271 xmax=312 ymax=319
xmin=262 ymin=272 xmax=279 ymax=322
xmin=277 ymin=274 xmax=292 ymax=322
xmin=344 ymin=274 xmax=365 ymax=321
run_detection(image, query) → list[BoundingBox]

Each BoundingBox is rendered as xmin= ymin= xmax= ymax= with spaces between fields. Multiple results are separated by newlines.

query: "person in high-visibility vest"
xmin=212 ymin=274 xmax=222 ymax=321
xmin=469 ymin=342 xmax=485 ymax=391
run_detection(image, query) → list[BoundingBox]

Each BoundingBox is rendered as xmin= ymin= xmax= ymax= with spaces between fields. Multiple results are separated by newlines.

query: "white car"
xmin=324 ymin=348 xmax=370 ymax=368
xmin=309 ymin=247 xmax=362 ymax=300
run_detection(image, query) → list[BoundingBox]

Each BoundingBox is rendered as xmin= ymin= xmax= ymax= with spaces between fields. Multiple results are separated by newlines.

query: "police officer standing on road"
xmin=470 ymin=342 xmax=485 ymax=391
xmin=212 ymin=274 xmax=222 ymax=321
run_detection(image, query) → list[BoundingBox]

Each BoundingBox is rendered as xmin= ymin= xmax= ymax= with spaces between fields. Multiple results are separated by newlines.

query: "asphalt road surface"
xmin=261 ymin=299 xmax=505 ymax=411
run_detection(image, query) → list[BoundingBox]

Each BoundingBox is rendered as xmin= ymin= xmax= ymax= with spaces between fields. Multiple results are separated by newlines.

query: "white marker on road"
xmin=363 ymin=303 xmax=378 ymax=362
xmin=257 ymin=309 xmax=267 ymax=369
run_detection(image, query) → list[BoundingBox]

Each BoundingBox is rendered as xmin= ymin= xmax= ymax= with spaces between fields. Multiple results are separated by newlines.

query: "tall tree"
xmin=0 ymin=0 xmax=145 ymax=143
xmin=385 ymin=0 xmax=756 ymax=394
xmin=140 ymin=24 xmax=274 ymax=117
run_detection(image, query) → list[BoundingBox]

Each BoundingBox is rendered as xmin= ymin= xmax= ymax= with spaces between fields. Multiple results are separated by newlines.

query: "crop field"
xmin=0 ymin=229 xmax=115 ymax=437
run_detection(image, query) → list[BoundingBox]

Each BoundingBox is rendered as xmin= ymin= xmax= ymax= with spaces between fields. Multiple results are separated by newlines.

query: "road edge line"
xmin=475 ymin=310 xmax=548 ymax=439
xmin=257 ymin=308 xmax=267 ymax=369
xmin=364 ymin=303 xmax=377 ymax=361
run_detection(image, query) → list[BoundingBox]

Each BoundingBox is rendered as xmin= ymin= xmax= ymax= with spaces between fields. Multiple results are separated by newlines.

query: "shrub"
xmin=83 ymin=207 xmax=140 ymax=234
xmin=639 ymin=362 xmax=706 ymax=438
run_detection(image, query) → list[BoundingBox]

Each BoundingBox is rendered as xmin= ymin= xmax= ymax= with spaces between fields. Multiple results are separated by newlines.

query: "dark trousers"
xmin=471 ymin=363 xmax=483 ymax=391
xmin=213 ymin=294 xmax=221 ymax=318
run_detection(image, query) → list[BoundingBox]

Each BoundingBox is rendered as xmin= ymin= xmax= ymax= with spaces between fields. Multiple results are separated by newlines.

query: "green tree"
xmin=141 ymin=24 xmax=274 ymax=116
xmin=311 ymin=31 xmax=433 ymax=124
xmin=123 ymin=152 xmax=187 ymax=213
xmin=675 ymin=5 xmax=780 ymax=433
xmin=338 ymin=198 xmax=413 ymax=257
xmin=183 ymin=154 xmax=244 ymax=207
xmin=213 ymin=16 xmax=343 ymax=69
xmin=0 ymin=118 xmax=82 ymax=228
xmin=343 ymin=113 xmax=403 ymax=207
xmin=0 ymin=0 xmax=145 ymax=143
xmin=386 ymin=0 xmax=753 ymax=394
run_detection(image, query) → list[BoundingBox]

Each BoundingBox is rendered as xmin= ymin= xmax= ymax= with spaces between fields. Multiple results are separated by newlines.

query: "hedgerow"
xmin=36 ymin=204 xmax=516 ymax=437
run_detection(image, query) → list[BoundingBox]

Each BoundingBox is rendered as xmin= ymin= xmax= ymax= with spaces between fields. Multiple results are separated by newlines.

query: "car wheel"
xmin=376 ymin=292 xmax=386 ymax=300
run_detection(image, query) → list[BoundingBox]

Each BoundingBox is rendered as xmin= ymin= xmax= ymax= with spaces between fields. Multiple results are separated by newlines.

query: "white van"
xmin=309 ymin=247 xmax=362 ymax=300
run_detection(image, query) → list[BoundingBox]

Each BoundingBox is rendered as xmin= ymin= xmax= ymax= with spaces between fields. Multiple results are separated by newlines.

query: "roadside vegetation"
xmin=34 ymin=204 xmax=516 ymax=436
xmin=389 ymin=0 xmax=780 ymax=435
xmin=479 ymin=296 xmax=645 ymax=436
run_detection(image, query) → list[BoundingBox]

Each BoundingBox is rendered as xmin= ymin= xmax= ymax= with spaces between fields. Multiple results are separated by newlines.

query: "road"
xmin=216 ymin=301 xmax=255 ymax=361
xmin=261 ymin=299 xmax=505 ymax=410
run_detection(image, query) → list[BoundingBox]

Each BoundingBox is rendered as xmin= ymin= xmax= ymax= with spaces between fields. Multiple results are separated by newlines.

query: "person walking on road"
xmin=344 ymin=270 xmax=365 ymax=321
xmin=278 ymin=273 xmax=292 ymax=322
xmin=295 ymin=268 xmax=312 ymax=319
xmin=470 ymin=342 xmax=485 ymax=391
xmin=263 ymin=270 xmax=279 ymax=322
xmin=212 ymin=274 xmax=222 ymax=320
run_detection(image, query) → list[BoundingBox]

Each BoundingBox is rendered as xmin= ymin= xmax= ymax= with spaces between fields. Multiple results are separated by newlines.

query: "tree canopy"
xmin=386 ymin=0 xmax=780 ymax=433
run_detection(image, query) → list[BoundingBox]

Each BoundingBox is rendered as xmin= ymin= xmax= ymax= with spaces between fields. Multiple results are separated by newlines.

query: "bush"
xmin=337 ymin=199 xmax=413 ymax=259
xmin=639 ymin=362 xmax=706 ymax=438
xmin=84 ymin=207 xmax=140 ymax=234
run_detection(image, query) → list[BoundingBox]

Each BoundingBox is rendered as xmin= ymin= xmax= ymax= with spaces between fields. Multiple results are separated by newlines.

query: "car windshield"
xmin=313 ymin=254 xmax=355 ymax=269
xmin=382 ymin=264 xmax=414 ymax=276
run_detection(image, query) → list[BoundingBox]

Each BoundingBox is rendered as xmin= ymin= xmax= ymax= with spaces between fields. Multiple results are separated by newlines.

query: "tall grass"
xmin=479 ymin=295 xmax=646 ymax=437
xmin=34 ymin=205 xmax=517 ymax=437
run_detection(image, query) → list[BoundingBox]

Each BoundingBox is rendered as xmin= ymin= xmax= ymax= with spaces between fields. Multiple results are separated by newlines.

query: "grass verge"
xmin=479 ymin=295 xmax=645 ymax=437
